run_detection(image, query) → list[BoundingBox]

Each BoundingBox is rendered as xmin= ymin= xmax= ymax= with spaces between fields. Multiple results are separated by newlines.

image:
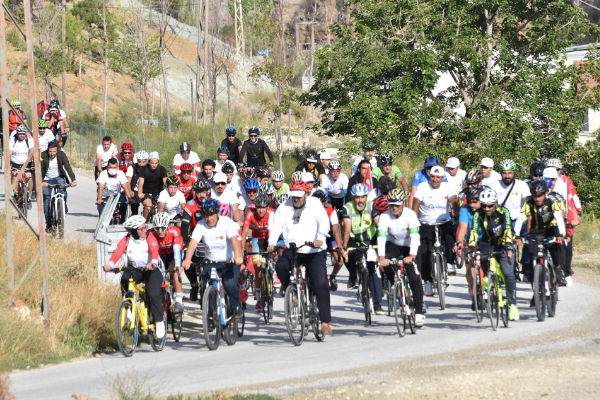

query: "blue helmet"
xmin=424 ymin=156 xmax=439 ymax=167
xmin=243 ymin=178 xmax=260 ymax=190
xmin=226 ymin=126 xmax=237 ymax=135
xmin=201 ymin=199 xmax=221 ymax=216
xmin=217 ymin=146 xmax=230 ymax=155
xmin=350 ymin=183 xmax=369 ymax=196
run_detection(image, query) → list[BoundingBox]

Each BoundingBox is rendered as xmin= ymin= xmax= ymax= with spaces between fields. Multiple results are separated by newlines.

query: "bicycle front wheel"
xmin=362 ymin=268 xmax=371 ymax=324
xmin=474 ymin=269 xmax=484 ymax=323
xmin=284 ymin=285 xmax=304 ymax=346
xmin=533 ymin=263 xmax=546 ymax=322
xmin=21 ymin=188 xmax=28 ymax=218
xmin=56 ymin=198 xmax=65 ymax=239
xmin=386 ymin=279 xmax=393 ymax=316
xmin=237 ymin=307 xmax=245 ymax=338
xmin=261 ymin=273 xmax=271 ymax=324
xmin=435 ymin=253 xmax=445 ymax=310
xmin=393 ymin=281 xmax=406 ymax=338
xmin=223 ymin=295 xmax=238 ymax=346
xmin=115 ymin=300 xmax=138 ymax=357
xmin=547 ymin=268 xmax=558 ymax=318
xmin=486 ymin=273 xmax=499 ymax=331
xmin=311 ymin=293 xmax=324 ymax=341
xmin=202 ymin=285 xmax=221 ymax=350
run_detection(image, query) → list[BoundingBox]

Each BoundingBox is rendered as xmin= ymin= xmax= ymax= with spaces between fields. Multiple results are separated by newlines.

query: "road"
xmin=6 ymin=171 xmax=600 ymax=399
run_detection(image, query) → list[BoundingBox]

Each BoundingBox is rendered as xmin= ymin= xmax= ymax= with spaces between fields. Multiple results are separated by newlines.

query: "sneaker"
xmin=321 ymin=322 xmax=332 ymax=335
xmin=174 ymin=302 xmax=184 ymax=314
xmin=415 ymin=314 xmax=425 ymax=327
xmin=30 ymin=192 xmax=36 ymax=201
xmin=347 ymin=280 xmax=354 ymax=290
xmin=522 ymin=274 xmax=530 ymax=283
xmin=448 ymin=263 xmax=456 ymax=276
xmin=424 ymin=281 xmax=434 ymax=296
xmin=240 ymin=288 xmax=249 ymax=302
xmin=125 ymin=308 xmax=132 ymax=324
xmin=530 ymin=296 xmax=535 ymax=308
xmin=155 ymin=321 xmax=165 ymax=339
xmin=422 ymin=303 xmax=427 ymax=314
xmin=471 ymin=296 xmax=476 ymax=312
xmin=329 ymin=274 xmax=338 ymax=292
xmin=234 ymin=306 xmax=243 ymax=319
xmin=565 ymin=275 xmax=573 ymax=288
xmin=255 ymin=300 xmax=262 ymax=312
xmin=509 ymin=304 xmax=520 ymax=321
xmin=556 ymin=268 xmax=567 ymax=286
xmin=242 ymin=302 xmax=247 ymax=310
xmin=373 ymin=303 xmax=383 ymax=314
xmin=189 ymin=285 xmax=199 ymax=302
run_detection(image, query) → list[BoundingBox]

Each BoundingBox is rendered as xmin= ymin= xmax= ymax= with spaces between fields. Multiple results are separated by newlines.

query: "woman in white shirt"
xmin=157 ymin=176 xmax=187 ymax=226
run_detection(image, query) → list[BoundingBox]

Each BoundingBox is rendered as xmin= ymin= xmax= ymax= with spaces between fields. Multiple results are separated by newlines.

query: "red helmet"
xmin=121 ymin=142 xmax=133 ymax=151
xmin=180 ymin=162 xmax=194 ymax=172
xmin=289 ymin=180 xmax=309 ymax=192
xmin=373 ymin=196 xmax=389 ymax=213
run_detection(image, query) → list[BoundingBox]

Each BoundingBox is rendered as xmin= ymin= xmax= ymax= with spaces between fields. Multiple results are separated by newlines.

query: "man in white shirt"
xmin=445 ymin=157 xmax=467 ymax=197
xmin=8 ymin=126 xmax=34 ymax=202
xmin=214 ymin=146 xmax=237 ymax=174
xmin=321 ymin=160 xmax=348 ymax=210
xmin=211 ymin=172 xmax=241 ymax=224
xmin=173 ymin=142 xmax=201 ymax=176
xmin=95 ymin=136 xmax=118 ymax=181
xmin=267 ymin=180 xmax=332 ymax=335
xmin=157 ymin=176 xmax=187 ymax=221
xmin=96 ymin=157 xmax=133 ymax=219
xmin=37 ymin=119 xmax=55 ymax=152
xmin=543 ymin=167 xmax=568 ymax=207
xmin=491 ymin=159 xmax=531 ymax=224
xmin=480 ymin=157 xmax=501 ymax=187
xmin=222 ymin=162 xmax=242 ymax=197
xmin=41 ymin=141 xmax=77 ymax=230
xmin=412 ymin=165 xmax=459 ymax=292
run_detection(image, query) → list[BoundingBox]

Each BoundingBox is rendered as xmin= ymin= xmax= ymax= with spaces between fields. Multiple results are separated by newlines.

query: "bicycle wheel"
xmin=547 ymin=268 xmax=558 ymax=318
xmin=21 ymin=187 xmax=28 ymax=218
xmin=486 ymin=273 xmax=499 ymax=331
xmin=362 ymin=268 xmax=371 ymax=324
xmin=501 ymin=299 xmax=509 ymax=328
xmin=56 ymin=198 xmax=65 ymax=239
xmin=311 ymin=293 xmax=324 ymax=341
xmin=115 ymin=300 xmax=138 ymax=357
xmin=237 ymin=307 xmax=245 ymax=338
xmin=533 ymin=263 xmax=546 ymax=322
xmin=261 ymin=273 xmax=270 ymax=324
xmin=435 ymin=253 xmax=445 ymax=310
xmin=386 ymin=278 xmax=393 ymax=316
xmin=202 ymin=285 xmax=221 ymax=350
xmin=284 ymin=285 xmax=305 ymax=346
xmin=393 ymin=281 xmax=406 ymax=338
xmin=405 ymin=281 xmax=416 ymax=334
xmin=148 ymin=303 xmax=167 ymax=352
xmin=169 ymin=288 xmax=182 ymax=342
xmin=474 ymin=269 xmax=484 ymax=323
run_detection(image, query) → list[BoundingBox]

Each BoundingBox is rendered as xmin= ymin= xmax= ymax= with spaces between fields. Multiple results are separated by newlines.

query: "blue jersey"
xmin=411 ymin=168 xmax=448 ymax=187
xmin=459 ymin=204 xmax=482 ymax=239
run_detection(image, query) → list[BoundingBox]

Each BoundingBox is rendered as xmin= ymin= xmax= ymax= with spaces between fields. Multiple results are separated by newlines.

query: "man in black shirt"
xmin=138 ymin=151 xmax=168 ymax=221
xmin=221 ymin=126 xmax=242 ymax=163
xmin=294 ymin=149 xmax=326 ymax=179
xmin=345 ymin=160 xmax=379 ymax=203
xmin=239 ymin=126 xmax=274 ymax=169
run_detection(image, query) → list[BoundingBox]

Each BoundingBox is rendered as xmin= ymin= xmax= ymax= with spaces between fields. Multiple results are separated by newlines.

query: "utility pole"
xmin=203 ymin=0 xmax=209 ymax=126
xmin=234 ymin=0 xmax=247 ymax=94
xmin=195 ymin=0 xmax=204 ymax=124
xmin=61 ymin=0 xmax=66 ymax=107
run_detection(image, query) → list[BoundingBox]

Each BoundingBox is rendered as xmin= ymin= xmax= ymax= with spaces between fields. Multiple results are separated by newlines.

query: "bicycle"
xmin=163 ymin=268 xmax=183 ymax=342
xmin=423 ymin=222 xmax=448 ymax=310
xmin=387 ymin=258 xmax=417 ymax=337
xmin=473 ymin=250 xmax=509 ymax=331
xmin=12 ymin=168 xmax=31 ymax=218
xmin=284 ymin=242 xmax=324 ymax=346
xmin=201 ymin=260 xmax=244 ymax=350
xmin=525 ymin=236 xmax=559 ymax=322
xmin=46 ymin=184 xmax=68 ymax=238
xmin=471 ymin=246 xmax=486 ymax=323
xmin=248 ymin=251 xmax=277 ymax=324
xmin=110 ymin=265 xmax=167 ymax=357
xmin=142 ymin=194 xmax=159 ymax=222
xmin=346 ymin=245 xmax=378 ymax=325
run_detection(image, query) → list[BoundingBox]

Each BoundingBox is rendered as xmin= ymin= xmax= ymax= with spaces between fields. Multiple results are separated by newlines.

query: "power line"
xmin=575 ymin=0 xmax=600 ymax=13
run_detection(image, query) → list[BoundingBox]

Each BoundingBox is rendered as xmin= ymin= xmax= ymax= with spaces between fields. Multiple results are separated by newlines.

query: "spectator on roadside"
xmin=239 ymin=126 xmax=274 ymax=169
xmin=41 ymin=141 xmax=77 ymax=231
xmin=221 ymin=126 xmax=242 ymax=164
xmin=95 ymin=136 xmax=118 ymax=181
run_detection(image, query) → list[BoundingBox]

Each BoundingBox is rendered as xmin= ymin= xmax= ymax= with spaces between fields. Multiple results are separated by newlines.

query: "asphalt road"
xmin=6 ymin=171 xmax=600 ymax=399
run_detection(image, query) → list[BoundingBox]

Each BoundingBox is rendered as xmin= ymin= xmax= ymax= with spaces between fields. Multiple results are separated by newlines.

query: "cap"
xmin=290 ymin=190 xmax=306 ymax=197
xmin=543 ymin=167 xmax=559 ymax=179
xmin=149 ymin=151 xmax=160 ymax=160
xmin=302 ymin=172 xmax=315 ymax=182
xmin=424 ymin=156 xmax=439 ymax=167
xmin=320 ymin=152 xmax=331 ymax=160
xmin=480 ymin=157 xmax=494 ymax=168
xmin=213 ymin=172 xmax=227 ymax=183
xmin=306 ymin=155 xmax=318 ymax=163
xmin=430 ymin=166 xmax=445 ymax=177
xmin=446 ymin=157 xmax=460 ymax=168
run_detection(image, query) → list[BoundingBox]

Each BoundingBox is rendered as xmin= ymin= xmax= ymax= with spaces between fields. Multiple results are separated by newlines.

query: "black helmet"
xmin=306 ymin=149 xmax=319 ymax=162
xmin=50 ymin=99 xmax=60 ymax=109
xmin=254 ymin=193 xmax=271 ymax=208
xmin=465 ymin=187 xmax=484 ymax=202
xmin=379 ymin=179 xmax=397 ymax=193
xmin=166 ymin=176 xmax=180 ymax=186
xmin=193 ymin=179 xmax=211 ymax=191
xmin=248 ymin=126 xmax=260 ymax=135
xmin=312 ymin=188 xmax=328 ymax=203
xmin=221 ymin=163 xmax=235 ymax=174
xmin=255 ymin=166 xmax=271 ymax=178
xmin=529 ymin=179 xmax=549 ymax=196
xmin=465 ymin=169 xmax=483 ymax=185
xmin=201 ymin=199 xmax=221 ymax=215
xmin=180 ymin=142 xmax=192 ymax=152
xmin=362 ymin=140 xmax=376 ymax=150
xmin=377 ymin=153 xmax=393 ymax=166
xmin=530 ymin=160 xmax=545 ymax=178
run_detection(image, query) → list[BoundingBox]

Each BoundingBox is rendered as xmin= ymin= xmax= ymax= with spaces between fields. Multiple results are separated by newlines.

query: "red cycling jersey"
xmin=151 ymin=226 xmax=183 ymax=255
xmin=178 ymin=175 xmax=198 ymax=200
xmin=184 ymin=199 xmax=204 ymax=230
xmin=115 ymin=153 xmax=135 ymax=173
xmin=243 ymin=208 xmax=274 ymax=239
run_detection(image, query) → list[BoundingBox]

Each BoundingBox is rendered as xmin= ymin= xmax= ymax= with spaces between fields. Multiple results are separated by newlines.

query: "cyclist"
xmin=43 ymin=100 xmax=70 ymax=145
xmin=178 ymin=162 xmax=198 ymax=201
xmin=268 ymin=180 xmax=333 ymax=335
xmin=320 ymin=152 xmax=331 ymax=174
xmin=239 ymin=127 xmax=274 ymax=170
xmin=211 ymin=172 xmax=241 ymax=224
xmin=346 ymin=160 xmax=379 ymax=203
xmin=125 ymin=150 xmax=149 ymax=217
xmin=201 ymin=159 xmax=216 ymax=184
xmin=445 ymin=157 xmax=467 ymax=198
xmin=259 ymin=182 xmax=276 ymax=207
xmin=37 ymin=119 xmax=55 ymax=152
xmin=221 ymin=126 xmax=242 ymax=163
xmin=9 ymin=125 xmax=34 ymax=205
xmin=222 ymin=163 xmax=243 ymax=197
xmin=468 ymin=188 xmax=519 ymax=320
xmin=8 ymin=100 xmax=27 ymax=133
xmin=543 ymin=167 xmax=567 ymax=207
xmin=157 ymin=176 xmax=187 ymax=225
xmin=546 ymin=158 xmax=582 ymax=213
xmin=465 ymin=168 xmax=484 ymax=188
xmin=173 ymin=142 xmax=201 ymax=176
xmin=480 ymin=157 xmax=501 ymax=187
xmin=312 ymin=189 xmax=344 ymax=292
xmin=255 ymin=165 xmax=271 ymax=185
xmin=412 ymin=165 xmax=459 ymax=291
xmin=241 ymin=193 xmax=274 ymax=311
xmin=295 ymin=149 xmax=326 ymax=179
xmin=151 ymin=212 xmax=184 ymax=313
xmin=180 ymin=179 xmax=211 ymax=301
xmin=214 ymin=146 xmax=237 ymax=173
xmin=103 ymin=215 xmax=165 ymax=339
xmin=95 ymin=136 xmax=118 ymax=181
xmin=96 ymin=158 xmax=134 ymax=219
xmin=377 ymin=188 xmax=425 ymax=326
xmin=526 ymin=160 xmax=545 ymax=183
xmin=272 ymin=170 xmax=289 ymax=196
xmin=340 ymin=183 xmax=383 ymax=313
xmin=41 ymin=141 xmax=77 ymax=231
xmin=321 ymin=160 xmax=348 ymax=211
xmin=408 ymin=157 xmax=448 ymax=208
xmin=115 ymin=142 xmax=136 ymax=174
xmin=372 ymin=153 xmax=408 ymax=193
xmin=238 ymin=178 xmax=260 ymax=214
xmin=351 ymin=140 xmax=378 ymax=174
xmin=544 ymin=168 xmax=571 ymax=286
xmin=182 ymin=199 xmax=244 ymax=318
xmin=138 ymin=152 xmax=168 ymax=221
xmin=367 ymin=176 xmax=396 ymax=202
xmin=302 ymin=172 xmax=317 ymax=194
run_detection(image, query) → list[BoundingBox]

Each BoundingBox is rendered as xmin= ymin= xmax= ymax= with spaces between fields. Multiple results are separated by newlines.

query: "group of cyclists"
xmin=98 ymin=126 xmax=582 ymax=342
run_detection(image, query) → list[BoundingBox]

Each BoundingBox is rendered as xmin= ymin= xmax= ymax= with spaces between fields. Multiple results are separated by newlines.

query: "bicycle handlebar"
xmin=46 ymin=184 xmax=70 ymax=189
xmin=165 ymin=268 xmax=183 ymax=284
xmin=522 ymin=236 xmax=557 ymax=245
xmin=346 ymin=245 xmax=378 ymax=252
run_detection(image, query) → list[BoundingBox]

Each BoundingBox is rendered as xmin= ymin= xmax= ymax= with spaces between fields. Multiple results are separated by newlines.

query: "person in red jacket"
xmin=178 ymin=162 xmax=198 ymax=201
xmin=8 ymin=100 xmax=27 ymax=132
xmin=115 ymin=142 xmax=135 ymax=173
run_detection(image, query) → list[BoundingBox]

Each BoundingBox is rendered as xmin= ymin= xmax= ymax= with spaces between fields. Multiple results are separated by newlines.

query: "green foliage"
xmin=6 ymin=28 xmax=25 ymax=51
xmin=64 ymin=11 xmax=88 ymax=75
xmin=565 ymin=134 xmax=600 ymax=217
xmin=71 ymin=0 xmax=119 ymax=57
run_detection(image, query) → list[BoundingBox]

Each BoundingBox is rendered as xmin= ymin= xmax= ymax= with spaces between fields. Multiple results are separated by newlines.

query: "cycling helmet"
xmin=217 ymin=146 xmax=230 ymax=155
xmin=10 ymin=100 xmax=21 ymax=108
xmin=259 ymin=183 xmax=276 ymax=196
xmin=350 ymin=183 xmax=369 ymax=196
xmin=121 ymin=142 xmax=133 ymax=151
xmin=221 ymin=163 xmax=235 ymax=174
xmin=38 ymin=119 xmax=48 ymax=128
xmin=546 ymin=158 xmax=563 ymax=169
xmin=48 ymin=106 xmax=58 ymax=112
xmin=291 ymin=171 xmax=304 ymax=182
xmin=50 ymin=99 xmax=60 ymax=108
xmin=465 ymin=169 xmax=483 ymax=185
xmin=424 ymin=156 xmax=439 ymax=167
xmin=244 ymin=178 xmax=260 ymax=190
xmin=237 ymin=161 xmax=247 ymax=169
xmin=272 ymin=170 xmax=284 ymax=181
xmin=545 ymin=178 xmax=554 ymax=188
xmin=180 ymin=162 xmax=194 ymax=172
xmin=499 ymin=159 xmax=517 ymax=171
xmin=149 ymin=151 xmax=160 ymax=160
xmin=387 ymin=188 xmax=406 ymax=205
xmin=530 ymin=161 xmax=545 ymax=178
xmin=373 ymin=196 xmax=389 ymax=213
xmin=123 ymin=215 xmax=146 ymax=230
xmin=530 ymin=179 xmax=549 ymax=196
xmin=465 ymin=187 xmax=484 ymax=202
xmin=306 ymin=149 xmax=319 ymax=162
xmin=255 ymin=166 xmax=271 ymax=178
xmin=312 ymin=172 xmax=320 ymax=187
xmin=362 ymin=140 xmax=376 ymax=151
xmin=274 ymin=193 xmax=289 ymax=205
xmin=201 ymin=199 xmax=221 ymax=215
xmin=377 ymin=153 xmax=393 ymax=166
xmin=153 ymin=212 xmax=170 ymax=228
xmin=15 ymin=124 xmax=27 ymax=134
xmin=193 ymin=179 xmax=211 ymax=191
xmin=289 ymin=180 xmax=309 ymax=193
xmin=329 ymin=160 xmax=342 ymax=170
xmin=226 ymin=126 xmax=237 ymax=135
xmin=180 ymin=142 xmax=191 ymax=152
xmin=379 ymin=179 xmax=397 ymax=193
xmin=166 ymin=176 xmax=180 ymax=186
xmin=479 ymin=188 xmax=497 ymax=204
xmin=240 ymin=168 xmax=256 ymax=180
xmin=248 ymin=127 xmax=260 ymax=135
xmin=136 ymin=150 xmax=149 ymax=160
xmin=312 ymin=188 xmax=328 ymax=203
xmin=254 ymin=193 xmax=271 ymax=208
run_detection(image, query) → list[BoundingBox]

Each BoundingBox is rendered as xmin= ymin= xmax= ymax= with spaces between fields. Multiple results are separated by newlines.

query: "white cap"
xmin=480 ymin=157 xmax=494 ymax=168
xmin=446 ymin=157 xmax=460 ymax=168
xmin=320 ymin=152 xmax=331 ymax=160
xmin=290 ymin=190 xmax=306 ymax=197
xmin=430 ymin=166 xmax=445 ymax=177
xmin=213 ymin=172 xmax=227 ymax=183
xmin=543 ymin=167 xmax=559 ymax=179
xmin=149 ymin=151 xmax=160 ymax=160
xmin=302 ymin=172 xmax=314 ymax=182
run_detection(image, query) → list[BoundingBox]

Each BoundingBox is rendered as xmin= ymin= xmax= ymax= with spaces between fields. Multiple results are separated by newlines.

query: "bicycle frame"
xmin=122 ymin=278 xmax=153 ymax=333
xmin=204 ymin=262 xmax=234 ymax=328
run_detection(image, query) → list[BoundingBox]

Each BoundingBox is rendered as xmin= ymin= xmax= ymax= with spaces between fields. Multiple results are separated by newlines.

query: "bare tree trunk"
xmin=102 ymin=0 xmax=108 ymax=126
xmin=160 ymin=77 xmax=163 ymax=117
xmin=226 ymin=66 xmax=232 ymax=126
xmin=302 ymin=105 xmax=308 ymax=137
xmin=140 ymin=82 xmax=145 ymax=132
xmin=160 ymin=52 xmax=172 ymax=136
xmin=203 ymin=0 xmax=209 ymax=126
xmin=158 ymin=0 xmax=172 ymax=136
xmin=78 ymin=53 xmax=82 ymax=82
xmin=62 ymin=0 xmax=66 ymax=108
xmin=211 ymin=69 xmax=217 ymax=149
xmin=287 ymin=107 xmax=291 ymax=143
xmin=190 ymin=78 xmax=194 ymax=117
xmin=151 ymin=77 xmax=155 ymax=122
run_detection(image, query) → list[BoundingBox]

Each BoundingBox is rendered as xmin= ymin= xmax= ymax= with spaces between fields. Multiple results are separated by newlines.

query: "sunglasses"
xmin=249 ymin=135 xmax=258 ymax=138
xmin=181 ymin=151 xmax=190 ymax=155
xmin=155 ymin=226 xmax=168 ymax=231
xmin=227 ymin=134 xmax=236 ymax=136
xmin=481 ymin=204 xmax=495 ymax=209
xmin=123 ymin=151 xmax=131 ymax=154
xmin=215 ymin=182 xmax=226 ymax=186
xmin=381 ymin=163 xmax=392 ymax=167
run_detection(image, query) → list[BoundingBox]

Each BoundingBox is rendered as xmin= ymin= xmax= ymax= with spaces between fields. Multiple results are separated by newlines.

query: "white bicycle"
xmin=47 ymin=183 xmax=68 ymax=238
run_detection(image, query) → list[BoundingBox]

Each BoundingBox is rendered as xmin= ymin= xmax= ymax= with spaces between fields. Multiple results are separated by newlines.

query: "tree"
xmin=306 ymin=0 xmax=600 ymax=167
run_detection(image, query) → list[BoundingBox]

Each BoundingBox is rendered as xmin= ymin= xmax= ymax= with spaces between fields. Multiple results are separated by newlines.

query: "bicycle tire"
xmin=474 ymin=269 xmax=484 ymax=323
xmin=311 ymin=293 xmax=324 ymax=341
xmin=261 ymin=272 xmax=270 ymax=324
xmin=268 ymin=270 xmax=274 ymax=320
xmin=115 ymin=300 xmax=138 ymax=357
xmin=501 ymin=301 xmax=509 ymax=328
xmin=547 ymin=268 xmax=558 ymax=318
xmin=457 ymin=248 xmax=466 ymax=270
xmin=56 ymin=198 xmax=65 ymax=239
xmin=148 ymin=300 xmax=167 ymax=351
xmin=405 ymin=281 xmax=416 ymax=334
xmin=21 ymin=187 xmax=28 ymax=218
xmin=284 ymin=285 xmax=304 ymax=346
xmin=169 ymin=288 xmax=183 ymax=342
xmin=223 ymin=295 xmax=238 ymax=346
xmin=393 ymin=281 xmax=406 ymax=338
xmin=486 ymin=272 xmax=499 ymax=331
xmin=202 ymin=285 xmax=221 ymax=350
xmin=362 ymin=267 xmax=371 ymax=324
xmin=435 ymin=253 xmax=445 ymax=310
xmin=237 ymin=307 xmax=245 ymax=337
xmin=533 ymin=263 xmax=546 ymax=322
xmin=386 ymin=279 xmax=393 ymax=316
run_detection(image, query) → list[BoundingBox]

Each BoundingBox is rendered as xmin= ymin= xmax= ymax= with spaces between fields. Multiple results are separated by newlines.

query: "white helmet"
xmin=149 ymin=151 xmax=160 ymax=160
xmin=479 ymin=188 xmax=497 ymax=205
xmin=291 ymin=171 xmax=304 ymax=182
xmin=123 ymin=215 xmax=146 ymax=230
xmin=351 ymin=183 xmax=369 ymax=196
xmin=136 ymin=150 xmax=149 ymax=160
xmin=546 ymin=158 xmax=563 ymax=169
xmin=272 ymin=170 xmax=284 ymax=181
xmin=329 ymin=160 xmax=342 ymax=170
xmin=153 ymin=212 xmax=170 ymax=228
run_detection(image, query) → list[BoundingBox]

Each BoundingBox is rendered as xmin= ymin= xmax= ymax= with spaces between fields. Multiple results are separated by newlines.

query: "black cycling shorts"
xmin=160 ymin=253 xmax=175 ymax=268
